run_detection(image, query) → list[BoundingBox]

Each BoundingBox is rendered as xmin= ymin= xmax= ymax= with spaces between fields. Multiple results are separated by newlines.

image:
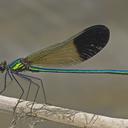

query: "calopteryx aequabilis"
xmin=0 ymin=25 xmax=127 ymax=109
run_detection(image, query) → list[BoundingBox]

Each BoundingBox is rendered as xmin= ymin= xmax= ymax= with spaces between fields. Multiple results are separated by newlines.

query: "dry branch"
xmin=0 ymin=95 xmax=128 ymax=128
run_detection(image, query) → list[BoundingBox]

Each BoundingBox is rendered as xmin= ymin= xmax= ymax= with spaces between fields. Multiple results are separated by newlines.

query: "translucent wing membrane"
xmin=25 ymin=25 xmax=110 ymax=67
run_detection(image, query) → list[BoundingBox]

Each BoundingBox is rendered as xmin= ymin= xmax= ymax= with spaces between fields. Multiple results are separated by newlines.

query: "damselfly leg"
xmin=15 ymin=73 xmax=41 ymax=112
xmin=0 ymin=70 xmax=13 ymax=94
xmin=0 ymin=71 xmax=7 ymax=94
xmin=1 ymin=70 xmax=47 ymax=113
xmin=10 ymin=72 xmax=24 ymax=112
xmin=17 ymin=73 xmax=47 ymax=104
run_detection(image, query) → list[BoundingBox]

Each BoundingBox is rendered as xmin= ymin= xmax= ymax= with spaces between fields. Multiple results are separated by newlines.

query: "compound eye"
xmin=0 ymin=66 xmax=5 ymax=72
xmin=0 ymin=61 xmax=7 ymax=73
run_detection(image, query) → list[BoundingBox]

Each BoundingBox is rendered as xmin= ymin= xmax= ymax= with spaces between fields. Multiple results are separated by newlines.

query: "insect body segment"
xmin=9 ymin=58 xmax=26 ymax=72
xmin=0 ymin=61 xmax=7 ymax=73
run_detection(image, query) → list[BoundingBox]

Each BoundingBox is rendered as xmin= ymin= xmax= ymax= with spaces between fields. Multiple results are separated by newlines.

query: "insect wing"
xmin=25 ymin=25 xmax=109 ymax=67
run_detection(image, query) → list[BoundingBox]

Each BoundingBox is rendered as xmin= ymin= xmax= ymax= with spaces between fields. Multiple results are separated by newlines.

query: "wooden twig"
xmin=0 ymin=95 xmax=128 ymax=128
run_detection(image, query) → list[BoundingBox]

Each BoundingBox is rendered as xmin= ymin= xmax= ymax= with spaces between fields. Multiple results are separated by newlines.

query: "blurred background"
xmin=0 ymin=0 xmax=128 ymax=128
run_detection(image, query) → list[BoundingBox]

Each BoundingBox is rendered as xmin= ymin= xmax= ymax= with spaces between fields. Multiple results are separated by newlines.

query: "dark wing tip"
xmin=74 ymin=25 xmax=110 ymax=60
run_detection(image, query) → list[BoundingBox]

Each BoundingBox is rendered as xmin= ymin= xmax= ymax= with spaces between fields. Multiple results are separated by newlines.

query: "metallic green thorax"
xmin=9 ymin=58 xmax=26 ymax=72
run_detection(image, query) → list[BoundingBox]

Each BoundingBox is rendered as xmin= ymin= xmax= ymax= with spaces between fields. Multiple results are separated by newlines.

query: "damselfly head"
xmin=0 ymin=61 xmax=7 ymax=73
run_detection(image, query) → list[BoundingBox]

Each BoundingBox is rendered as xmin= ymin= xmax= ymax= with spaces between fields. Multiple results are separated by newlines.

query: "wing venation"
xmin=25 ymin=25 xmax=110 ymax=67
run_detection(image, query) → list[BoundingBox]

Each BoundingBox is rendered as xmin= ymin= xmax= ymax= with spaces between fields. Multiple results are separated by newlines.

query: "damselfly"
xmin=0 ymin=25 xmax=127 ymax=110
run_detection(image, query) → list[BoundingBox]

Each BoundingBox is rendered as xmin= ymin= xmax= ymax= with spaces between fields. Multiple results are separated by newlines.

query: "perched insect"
xmin=0 ymin=25 xmax=127 ymax=110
